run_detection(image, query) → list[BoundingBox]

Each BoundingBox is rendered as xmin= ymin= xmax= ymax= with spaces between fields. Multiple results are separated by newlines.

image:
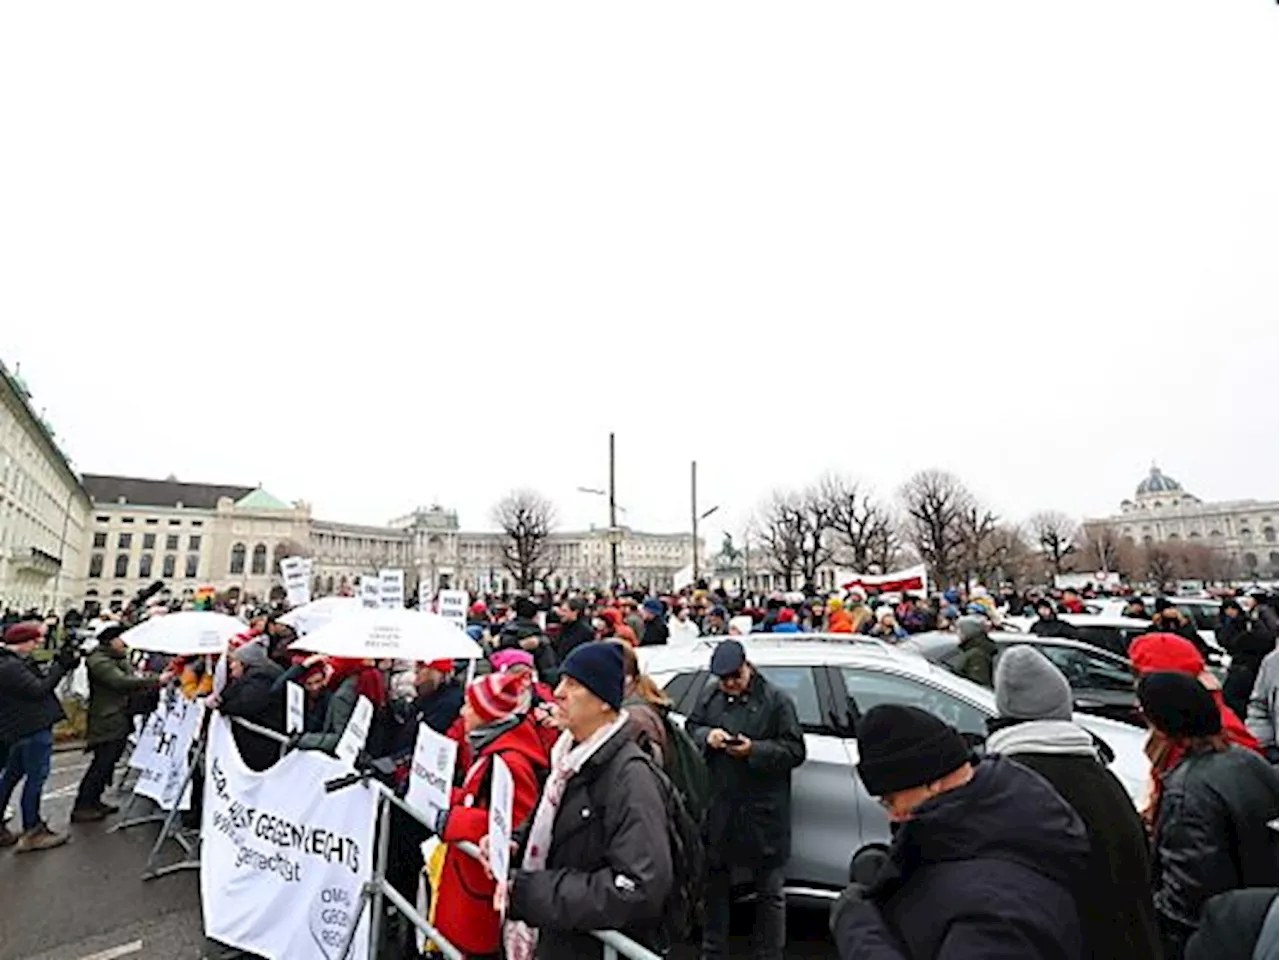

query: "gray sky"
xmin=3 ymin=3 xmax=1276 ymax=548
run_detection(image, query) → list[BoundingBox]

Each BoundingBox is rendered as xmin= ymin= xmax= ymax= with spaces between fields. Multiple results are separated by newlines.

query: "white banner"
xmin=488 ymin=755 xmax=514 ymax=898
xmin=405 ymin=723 xmax=457 ymax=825
xmin=135 ymin=696 xmax=203 ymax=811
xmin=838 ymin=563 xmax=929 ymax=597
xmin=359 ymin=577 xmax=380 ymax=609
xmin=201 ymin=715 xmax=377 ymax=960
xmin=286 ymin=681 xmax=305 ymax=735
xmin=378 ymin=569 xmax=404 ymax=611
xmin=281 ymin=557 xmax=313 ymax=609
xmin=436 ymin=590 xmax=469 ymax=631
xmin=334 ymin=696 xmax=373 ymax=767
xmin=129 ymin=699 xmax=171 ymax=776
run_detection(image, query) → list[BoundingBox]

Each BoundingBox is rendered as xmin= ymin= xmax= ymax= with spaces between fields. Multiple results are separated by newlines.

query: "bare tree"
xmin=492 ymin=489 xmax=558 ymax=593
xmin=1027 ymin=511 xmax=1079 ymax=576
xmin=755 ymin=487 xmax=837 ymax=591
xmin=1144 ymin=543 xmax=1178 ymax=589
xmin=1079 ymin=523 xmax=1128 ymax=576
xmin=819 ymin=474 xmax=900 ymax=573
xmin=899 ymin=470 xmax=977 ymax=587
xmin=956 ymin=500 xmax=1002 ymax=586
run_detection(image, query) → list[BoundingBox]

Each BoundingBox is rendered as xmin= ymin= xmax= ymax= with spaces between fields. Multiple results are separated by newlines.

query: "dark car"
xmin=904 ymin=631 xmax=1142 ymax=727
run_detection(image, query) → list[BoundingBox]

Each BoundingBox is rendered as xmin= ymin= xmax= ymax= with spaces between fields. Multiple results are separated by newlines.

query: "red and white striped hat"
xmin=466 ymin=670 xmax=532 ymax=725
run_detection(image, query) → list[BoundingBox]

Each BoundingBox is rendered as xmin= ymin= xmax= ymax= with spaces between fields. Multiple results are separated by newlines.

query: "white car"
xmin=1003 ymin=613 xmax=1155 ymax=658
xmin=641 ymin=635 xmax=1150 ymax=902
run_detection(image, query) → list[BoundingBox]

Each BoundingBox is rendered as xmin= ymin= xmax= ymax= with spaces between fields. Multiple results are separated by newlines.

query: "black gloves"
xmin=829 ymin=882 xmax=868 ymax=936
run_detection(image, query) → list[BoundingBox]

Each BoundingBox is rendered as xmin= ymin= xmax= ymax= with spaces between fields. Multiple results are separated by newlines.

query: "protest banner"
xmin=135 ymin=696 xmax=202 ymax=811
xmin=359 ymin=576 xmax=381 ymax=609
xmin=334 ymin=696 xmax=374 ymax=767
xmin=405 ymin=723 xmax=458 ymax=823
xmin=280 ymin=556 xmax=313 ymax=609
xmin=417 ymin=579 xmax=432 ymax=613
xmin=378 ymin=569 xmax=405 ymax=610
xmin=201 ymin=714 xmax=377 ymax=960
xmin=129 ymin=699 xmax=171 ymax=777
xmin=488 ymin=756 xmax=514 ymax=911
xmin=286 ymin=681 xmax=305 ymax=735
xmin=436 ymin=589 xmax=468 ymax=631
xmin=839 ymin=562 xmax=930 ymax=597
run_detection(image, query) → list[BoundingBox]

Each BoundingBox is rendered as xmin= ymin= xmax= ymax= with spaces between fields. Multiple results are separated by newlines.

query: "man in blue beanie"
xmin=507 ymin=641 xmax=674 ymax=957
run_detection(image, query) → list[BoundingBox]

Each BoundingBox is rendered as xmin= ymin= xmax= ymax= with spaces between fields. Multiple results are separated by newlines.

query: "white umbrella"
xmin=278 ymin=596 xmax=361 ymax=635
xmin=122 ymin=611 xmax=246 ymax=656
xmin=292 ymin=607 xmax=483 ymax=662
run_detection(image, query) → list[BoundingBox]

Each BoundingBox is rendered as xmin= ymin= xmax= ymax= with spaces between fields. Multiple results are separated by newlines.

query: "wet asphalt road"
xmin=1 ymin=749 xmax=832 ymax=959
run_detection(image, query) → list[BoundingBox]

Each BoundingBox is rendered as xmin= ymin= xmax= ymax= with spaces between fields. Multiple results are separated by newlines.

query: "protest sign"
xmin=359 ymin=577 xmax=381 ymax=609
xmin=334 ymin=696 xmax=374 ymax=767
xmin=129 ymin=699 xmax=171 ymax=776
xmin=134 ymin=696 xmax=202 ymax=811
xmin=436 ymin=589 xmax=468 ymax=631
xmin=201 ymin=714 xmax=377 ymax=960
xmin=286 ymin=681 xmax=305 ymax=735
xmin=405 ymin=723 xmax=458 ymax=824
xmin=488 ymin=756 xmax=514 ymax=908
xmin=417 ymin=580 xmax=432 ymax=613
xmin=280 ymin=557 xmax=312 ymax=609
xmin=378 ymin=569 xmax=405 ymax=610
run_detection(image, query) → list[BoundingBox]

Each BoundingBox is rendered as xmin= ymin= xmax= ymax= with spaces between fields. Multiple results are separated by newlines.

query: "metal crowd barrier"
xmin=324 ymin=764 xmax=664 ymax=960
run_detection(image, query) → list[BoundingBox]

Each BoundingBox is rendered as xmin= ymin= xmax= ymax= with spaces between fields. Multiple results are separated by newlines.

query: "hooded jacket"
xmin=217 ymin=645 xmax=286 ymax=771
xmin=85 ymin=645 xmax=159 ymax=747
xmin=987 ymin=720 xmax=1163 ymax=960
xmin=833 ymin=756 xmax=1090 ymax=960
xmin=955 ymin=619 xmax=998 ymax=687
xmin=1151 ymin=745 xmax=1279 ymax=943
xmin=1245 ymin=648 xmax=1278 ymax=762
xmin=508 ymin=726 xmax=673 ymax=959
xmin=436 ymin=716 xmax=549 ymax=957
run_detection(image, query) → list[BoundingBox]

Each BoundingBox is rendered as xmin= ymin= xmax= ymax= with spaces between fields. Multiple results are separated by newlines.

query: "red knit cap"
xmin=778 ymin=608 xmax=796 ymax=624
xmin=3 ymin=622 xmax=43 ymax=645
xmin=466 ymin=671 xmax=531 ymax=725
xmin=1129 ymin=632 xmax=1205 ymax=677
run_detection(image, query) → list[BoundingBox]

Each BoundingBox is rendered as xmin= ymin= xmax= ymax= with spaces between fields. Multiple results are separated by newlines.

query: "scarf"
xmin=504 ymin=710 xmax=631 ymax=960
xmin=986 ymin=720 xmax=1099 ymax=758
xmin=466 ymin=712 xmax=525 ymax=758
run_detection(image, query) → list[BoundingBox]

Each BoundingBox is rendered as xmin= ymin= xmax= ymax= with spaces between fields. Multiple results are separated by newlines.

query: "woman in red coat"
xmin=434 ymin=670 xmax=550 ymax=958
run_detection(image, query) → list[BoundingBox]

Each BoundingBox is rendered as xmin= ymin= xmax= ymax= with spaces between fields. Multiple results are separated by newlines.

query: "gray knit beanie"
xmin=994 ymin=645 xmax=1073 ymax=721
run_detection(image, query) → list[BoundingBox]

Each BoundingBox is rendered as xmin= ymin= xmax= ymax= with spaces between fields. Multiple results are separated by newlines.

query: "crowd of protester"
xmin=1 ymin=577 xmax=1277 ymax=958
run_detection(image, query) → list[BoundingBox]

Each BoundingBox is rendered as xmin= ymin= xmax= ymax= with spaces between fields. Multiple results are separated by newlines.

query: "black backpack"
xmin=594 ymin=752 xmax=705 ymax=943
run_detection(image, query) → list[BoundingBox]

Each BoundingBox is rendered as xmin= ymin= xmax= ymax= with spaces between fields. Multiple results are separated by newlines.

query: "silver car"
xmin=643 ymin=635 xmax=1150 ymax=905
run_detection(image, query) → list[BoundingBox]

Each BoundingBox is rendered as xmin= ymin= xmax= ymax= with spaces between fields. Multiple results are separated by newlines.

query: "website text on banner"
xmin=200 ymin=714 xmax=378 ymax=960
xmin=437 ymin=590 xmax=469 ymax=631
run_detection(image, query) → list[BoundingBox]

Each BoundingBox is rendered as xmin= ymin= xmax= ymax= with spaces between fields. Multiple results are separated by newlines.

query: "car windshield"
xmin=1178 ymin=603 xmax=1220 ymax=631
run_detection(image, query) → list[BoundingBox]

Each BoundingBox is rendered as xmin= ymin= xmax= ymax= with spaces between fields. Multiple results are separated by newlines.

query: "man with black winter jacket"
xmin=497 ymin=597 xmax=559 ymax=681
xmin=686 ymin=640 xmax=806 ymax=960
xmin=554 ymin=598 xmax=596 ymax=663
xmin=831 ymin=704 xmax=1090 ymax=960
xmin=0 ymin=621 xmax=78 ymax=851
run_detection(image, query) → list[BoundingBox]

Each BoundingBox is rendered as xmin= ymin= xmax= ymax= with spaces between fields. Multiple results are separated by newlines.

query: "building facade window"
xmin=93 ymin=532 xmax=107 ymax=549
xmin=251 ymin=543 xmax=267 ymax=575
xmin=166 ymin=534 xmax=179 ymax=551
xmin=163 ymin=555 xmax=176 ymax=578
xmin=121 ymin=517 xmax=134 ymax=524
xmin=189 ymin=535 xmax=202 ymax=551
xmin=139 ymin=554 xmax=153 ymax=578
xmin=114 ymin=554 xmax=129 ymax=578
xmin=145 ymin=518 xmax=158 ymax=526
xmin=89 ymin=554 xmax=104 ymax=578
xmin=118 ymin=532 xmax=133 ymax=549
xmin=185 ymin=554 xmax=199 ymax=578
xmin=229 ymin=543 xmax=247 ymax=574
xmin=143 ymin=533 xmax=156 ymax=550
xmin=169 ymin=519 xmax=181 ymax=526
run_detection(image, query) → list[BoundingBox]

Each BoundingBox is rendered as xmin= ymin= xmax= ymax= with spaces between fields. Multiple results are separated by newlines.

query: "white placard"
xmin=405 ymin=723 xmax=458 ymax=824
xmin=378 ymin=569 xmax=405 ymax=610
xmin=129 ymin=699 xmax=171 ymax=775
xmin=280 ymin=557 xmax=312 ymax=609
xmin=417 ymin=580 xmax=432 ymax=613
xmin=285 ymin=681 xmax=305 ymax=735
xmin=334 ymin=695 xmax=374 ymax=767
xmin=201 ymin=714 xmax=377 ymax=960
xmin=437 ymin=590 xmax=469 ymax=631
xmin=488 ymin=755 xmax=514 ymax=903
xmin=134 ymin=696 xmax=202 ymax=811
xmin=359 ymin=577 xmax=381 ymax=609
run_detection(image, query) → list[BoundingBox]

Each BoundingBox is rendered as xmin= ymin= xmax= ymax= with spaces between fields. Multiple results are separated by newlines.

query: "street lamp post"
xmin=690 ymin=460 xmax=719 ymax=585
xmin=577 ymin=432 xmax=626 ymax=593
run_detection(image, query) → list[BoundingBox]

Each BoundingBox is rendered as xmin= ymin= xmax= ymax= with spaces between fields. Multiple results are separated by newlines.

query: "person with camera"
xmin=0 ymin=620 xmax=79 ymax=851
xmin=72 ymin=624 xmax=171 ymax=822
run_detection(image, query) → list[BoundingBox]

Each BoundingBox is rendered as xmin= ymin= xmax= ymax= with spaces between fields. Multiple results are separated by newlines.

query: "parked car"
xmin=903 ymin=631 xmax=1142 ymax=726
xmin=642 ymin=635 xmax=1150 ymax=904
xmin=1087 ymin=596 xmax=1225 ymax=654
xmin=1003 ymin=612 xmax=1153 ymax=658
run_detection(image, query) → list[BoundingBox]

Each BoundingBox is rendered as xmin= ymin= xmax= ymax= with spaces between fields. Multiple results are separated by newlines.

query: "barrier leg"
xmin=140 ymin=738 xmax=204 ymax=881
xmin=368 ymin=792 xmax=392 ymax=958
xmin=603 ymin=946 xmax=619 ymax=960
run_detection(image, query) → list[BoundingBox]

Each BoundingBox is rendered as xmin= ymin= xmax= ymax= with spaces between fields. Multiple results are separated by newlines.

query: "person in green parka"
xmin=72 ymin=625 xmax=169 ymax=822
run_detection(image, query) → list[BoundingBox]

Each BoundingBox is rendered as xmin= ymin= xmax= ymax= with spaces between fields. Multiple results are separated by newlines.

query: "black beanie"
xmin=856 ymin=704 xmax=972 ymax=796
xmin=1138 ymin=672 xmax=1222 ymax=738
xmin=515 ymin=597 xmax=538 ymax=620
xmin=559 ymin=642 xmax=624 ymax=710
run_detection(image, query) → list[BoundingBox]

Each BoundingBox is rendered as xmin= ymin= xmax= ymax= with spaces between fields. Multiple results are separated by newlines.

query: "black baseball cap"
xmin=710 ymin=639 xmax=746 ymax=677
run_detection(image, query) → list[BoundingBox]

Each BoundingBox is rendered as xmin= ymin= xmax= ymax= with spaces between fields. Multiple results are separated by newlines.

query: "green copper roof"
xmin=235 ymin=487 xmax=290 ymax=510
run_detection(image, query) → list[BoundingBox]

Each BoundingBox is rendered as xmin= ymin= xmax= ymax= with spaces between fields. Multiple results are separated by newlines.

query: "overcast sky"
xmin=3 ymin=3 xmax=1276 ymax=547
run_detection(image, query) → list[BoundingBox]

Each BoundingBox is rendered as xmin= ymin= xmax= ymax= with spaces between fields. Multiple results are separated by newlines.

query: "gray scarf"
xmin=466 ymin=712 xmax=525 ymax=755
xmin=986 ymin=719 xmax=1099 ymax=758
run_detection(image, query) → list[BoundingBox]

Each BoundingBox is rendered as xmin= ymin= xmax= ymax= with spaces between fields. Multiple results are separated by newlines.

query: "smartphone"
xmin=726 ymin=734 xmax=746 ymax=747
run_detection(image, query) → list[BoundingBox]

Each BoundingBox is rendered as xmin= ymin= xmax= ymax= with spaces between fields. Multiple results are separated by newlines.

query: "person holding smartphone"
xmin=686 ymin=639 xmax=806 ymax=960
